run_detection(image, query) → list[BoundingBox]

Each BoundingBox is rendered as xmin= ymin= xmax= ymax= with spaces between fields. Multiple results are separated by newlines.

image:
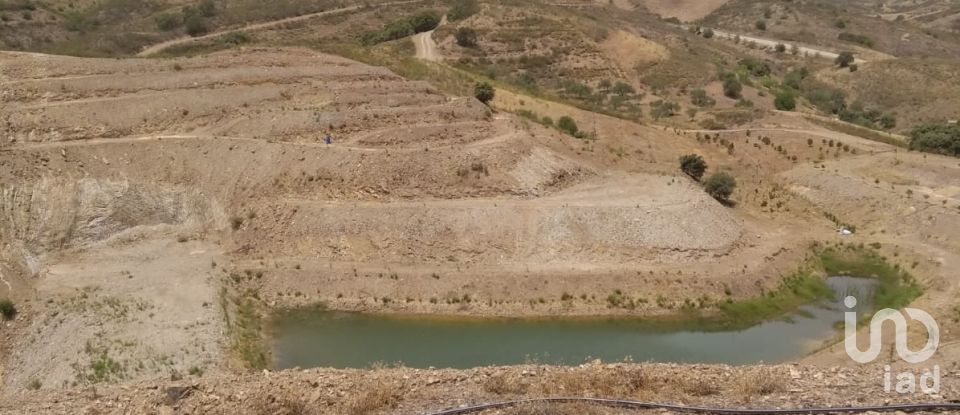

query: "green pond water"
xmin=270 ymin=277 xmax=876 ymax=369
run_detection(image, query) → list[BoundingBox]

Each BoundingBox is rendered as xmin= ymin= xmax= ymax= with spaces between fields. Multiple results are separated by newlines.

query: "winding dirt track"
xmin=412 ymin=15 xmax=445 ymax=62
xmin=137 ymin=0 xmax=426 ymax=57
xmin=709 ymin=28 xmax=848 ymax=61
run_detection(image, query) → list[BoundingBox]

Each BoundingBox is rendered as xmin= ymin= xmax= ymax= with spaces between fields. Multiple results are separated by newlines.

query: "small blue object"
xmin=324 ymin=134 xmax=332 ymax=145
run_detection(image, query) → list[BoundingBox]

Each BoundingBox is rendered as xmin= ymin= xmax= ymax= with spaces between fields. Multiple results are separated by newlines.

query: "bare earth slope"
xmin=1 ymin=35 xmax=959 ymax=412
xmin=0 ymin=47 xmax=785 ymax=391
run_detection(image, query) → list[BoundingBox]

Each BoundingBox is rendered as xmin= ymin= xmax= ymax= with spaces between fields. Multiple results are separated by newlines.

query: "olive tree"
xmin=704 ymin=172 xmax=737 ymax=202
xmin=679 ymin=154 xmax=708 ymax=181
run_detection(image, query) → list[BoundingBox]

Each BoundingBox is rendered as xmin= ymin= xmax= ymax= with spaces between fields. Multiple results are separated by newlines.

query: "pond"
xmin=270 ymin=276 xmax=875 ymax=369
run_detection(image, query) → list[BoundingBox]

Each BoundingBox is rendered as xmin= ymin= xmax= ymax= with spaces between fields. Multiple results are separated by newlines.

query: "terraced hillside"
xmin=1 ymin=2 xmax=959 ymax=413
xmin=2 ymin=48 xmax=803 ymax=388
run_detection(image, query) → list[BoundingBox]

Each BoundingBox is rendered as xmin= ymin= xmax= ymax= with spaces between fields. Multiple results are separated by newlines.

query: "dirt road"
xmin=685 ymin=26 xmax=867 ymax=63
xmin=712 ymin=28 xmax=845 ymax=60
xmin=412 ymin=15 xmax=445 ymax=62
xmin=137 ymin=0 xmax=426 ymax=57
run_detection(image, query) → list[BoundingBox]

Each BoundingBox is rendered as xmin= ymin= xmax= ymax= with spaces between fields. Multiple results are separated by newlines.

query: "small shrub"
xmin=220 ymin=31 xmax=251 ymax=45
xmin=679 ymin=154 xmax=708 ymax=181
xmin=722 ymin=77 xmax=742 ymax=99
xmin=611 ymin=81 xmax=635 ymax=96
xmin=690 ymin=89 xmax=715 ymax=108
xmin=557 ymin=116 xmax=579 ymax=136
xmin=704 ymin=172 xmax=737 ymax=202
xmin=0 ymin=299 xmax=15 ymax=320
xmin=701 ymin=28 xmax=714 ymax=38
xmin=774 ymin=91 xmax=796 ymax=111
xmin=755 ymin=20 xmax=767 ymax=31
xmin=838 ymin=32 xmax=874 ymax=48
xmin=455 ymin=27 xmax=478 ymax=47
xmin=650 ymin=100 xmax=679 ymax=120
xmin=448 ymin=0 xmax=478 ymax=21
xmin=155 ymin=13 xmax=180 ymax=31
xmin=474 ymin=82 xmax=495 ymax=104
xmin=738 ymin=58 xmax=771 ymax=77
xmin=835 ymin=51 xmax=855 ymax=68
xmin=774 ymin=43 xmax=786 ymax=53
xmin=197 ymin=0 xmax=216 ymax=17
xmin=184 ymin=14 xmax=208 ymax=37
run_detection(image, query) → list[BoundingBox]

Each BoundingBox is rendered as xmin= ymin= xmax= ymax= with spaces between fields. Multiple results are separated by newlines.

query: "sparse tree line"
xmin=510 ymin=107 xmax=592 ymax=140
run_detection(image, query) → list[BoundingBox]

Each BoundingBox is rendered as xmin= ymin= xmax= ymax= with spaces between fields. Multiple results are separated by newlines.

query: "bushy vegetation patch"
xmin=512 ymin=109 xmax=591 ymax=139
xmin=819 ymin=246 xmax=922 ymax=311
xmin=717 ymin=270 xmax=832 ymax=327
xmin=838 ymin=32 xmax=875 ymax=48
xmin=448 ymin=0 xmax=478 ymax=21
xmin=715 ymin=244 xmax=922 ymax=328
xmin=360 ymin=10 xmax=440 ymax=45
xmin=908 ymin=123 xmax=960 ymax=157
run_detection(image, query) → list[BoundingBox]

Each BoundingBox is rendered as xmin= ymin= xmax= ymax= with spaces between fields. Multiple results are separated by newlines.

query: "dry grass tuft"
xmin=735 ymin=367 xmax=787 ymax=401
xmin=679 ymin=377 xmax=721 ymax=397
xmin=544 ymin=367 xmax=650 ymax=397
xmin=343 ymin=381 xmax=403 ymax=415
xmin=252 ymin=391 xmax=314 ymax=415
xmin=483 ymin=372 xmax=529 ymax=395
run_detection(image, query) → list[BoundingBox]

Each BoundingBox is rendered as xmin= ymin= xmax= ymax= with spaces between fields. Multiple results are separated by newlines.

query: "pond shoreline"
xmin=232 ymin=244 xmax=924 ymax=370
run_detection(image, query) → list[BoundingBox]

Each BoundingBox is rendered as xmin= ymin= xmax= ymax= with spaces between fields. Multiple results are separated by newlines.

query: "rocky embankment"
xmin=1 ymin=362 xmax=957 ymax=414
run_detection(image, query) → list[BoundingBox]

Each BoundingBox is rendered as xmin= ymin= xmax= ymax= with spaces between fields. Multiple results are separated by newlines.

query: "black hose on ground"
xmin=422 ymin=397 xmax=960 ymax=415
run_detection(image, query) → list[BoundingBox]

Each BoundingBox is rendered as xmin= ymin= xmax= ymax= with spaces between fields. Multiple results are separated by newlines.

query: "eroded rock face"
xmin=0 ymin=178 xmax=229 ymax=390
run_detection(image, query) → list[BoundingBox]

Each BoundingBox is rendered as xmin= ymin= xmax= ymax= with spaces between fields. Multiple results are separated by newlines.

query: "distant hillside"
xmin=815 ymin=58 xmax=960 ymax=130
xmin=700 ymin=0 xmax=960 ymax=59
